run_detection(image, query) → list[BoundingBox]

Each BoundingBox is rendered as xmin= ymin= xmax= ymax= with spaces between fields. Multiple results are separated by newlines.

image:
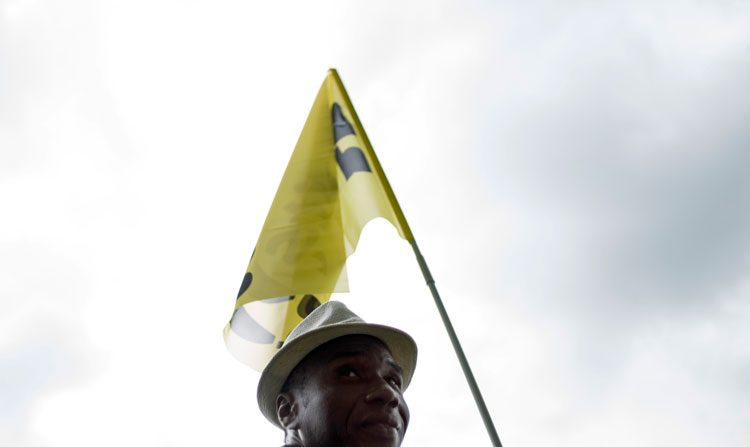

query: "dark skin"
xmin=276 ymin=335 xmax=409 ymax=447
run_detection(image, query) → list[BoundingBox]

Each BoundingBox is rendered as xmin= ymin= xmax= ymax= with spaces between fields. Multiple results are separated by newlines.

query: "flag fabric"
xmin=224 ymin=69 xmax=413 ymax=370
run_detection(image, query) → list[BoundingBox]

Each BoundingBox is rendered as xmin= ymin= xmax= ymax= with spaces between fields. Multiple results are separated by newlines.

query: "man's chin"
xmin=350 ymin=424 xmax=403 ymax=447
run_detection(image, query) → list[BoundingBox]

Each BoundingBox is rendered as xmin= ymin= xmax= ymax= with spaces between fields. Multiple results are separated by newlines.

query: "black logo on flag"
xmin=331 ymin=103 xmax=371 ymax=180
xmin=332 ymin=103 xmax=355 ymax=141
xmin=335 ymin=147 xmax=371 ymax=180
xmin=233 ymin=264 xmax=323 ymax=347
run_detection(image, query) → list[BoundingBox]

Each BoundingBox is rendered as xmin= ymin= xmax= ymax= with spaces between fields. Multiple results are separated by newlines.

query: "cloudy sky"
xmin=2 ymin=0 xmax=749 ymax=446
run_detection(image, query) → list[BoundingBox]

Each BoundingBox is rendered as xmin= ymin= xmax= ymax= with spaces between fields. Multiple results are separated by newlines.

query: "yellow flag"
xmin=224 ymin=69 xmax=413 ymax=370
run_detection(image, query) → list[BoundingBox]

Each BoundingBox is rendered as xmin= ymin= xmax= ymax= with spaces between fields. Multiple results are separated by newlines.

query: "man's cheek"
xmin=400 ymin=402 xmax=410 ymax=429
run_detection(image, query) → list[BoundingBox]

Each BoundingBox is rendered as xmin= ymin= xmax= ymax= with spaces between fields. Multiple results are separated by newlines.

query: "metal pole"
xmin=411 ymin=240 xmax=503 ymax=447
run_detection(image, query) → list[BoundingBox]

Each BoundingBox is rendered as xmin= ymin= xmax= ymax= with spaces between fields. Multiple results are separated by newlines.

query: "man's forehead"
xmin=308 ymin=334 xmax=400 ymax=368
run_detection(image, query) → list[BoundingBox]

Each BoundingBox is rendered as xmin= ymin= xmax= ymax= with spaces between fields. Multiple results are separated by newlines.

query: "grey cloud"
xmin=0 ymin=327 xmax=89 ymax=421
xmin=481 ymin=3 xmax=750 ymax=313
xmin=455 ymin=5 xmax=750 ymax=441
xmin=0 ymin=241 xmax=99 ymax=446
xmin=0 ymin=322 xmax=96 ymax=446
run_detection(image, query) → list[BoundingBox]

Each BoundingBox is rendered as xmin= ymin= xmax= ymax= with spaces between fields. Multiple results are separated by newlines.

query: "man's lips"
xmin=360 ymin=414 xmax=401 ymax=431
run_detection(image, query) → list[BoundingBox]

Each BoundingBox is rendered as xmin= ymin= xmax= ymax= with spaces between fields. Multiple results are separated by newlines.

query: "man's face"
xmin=285 ymin=335 xmax=409 ymax=447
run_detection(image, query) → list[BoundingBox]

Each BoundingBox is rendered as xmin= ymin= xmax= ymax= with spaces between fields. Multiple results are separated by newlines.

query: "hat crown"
xmin=285 ymin=301 xmax=363 ymax=345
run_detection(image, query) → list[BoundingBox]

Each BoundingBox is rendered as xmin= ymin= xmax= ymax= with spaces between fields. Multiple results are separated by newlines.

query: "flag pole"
xmin=330 ymin=68 xmax=503 ymax=447
xmin=411 ymin=240 xmax=504 ymax=447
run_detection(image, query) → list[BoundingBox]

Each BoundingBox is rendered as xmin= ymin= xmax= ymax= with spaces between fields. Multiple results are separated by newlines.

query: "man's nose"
xmin=364 ymin=380 xmax=400 ymax=408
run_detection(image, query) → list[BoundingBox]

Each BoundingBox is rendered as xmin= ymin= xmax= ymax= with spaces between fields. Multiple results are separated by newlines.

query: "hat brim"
xmin=257 ymin=322 xmax=418 ymax=428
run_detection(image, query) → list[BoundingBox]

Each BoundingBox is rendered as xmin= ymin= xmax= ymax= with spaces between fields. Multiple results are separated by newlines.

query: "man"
xmin=257 ymin=301 xmax=418 ymax=447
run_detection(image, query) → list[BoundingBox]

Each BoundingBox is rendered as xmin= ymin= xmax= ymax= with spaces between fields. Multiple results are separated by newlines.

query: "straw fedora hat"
xmin=256 ymin=300 xmax=418 ymax=428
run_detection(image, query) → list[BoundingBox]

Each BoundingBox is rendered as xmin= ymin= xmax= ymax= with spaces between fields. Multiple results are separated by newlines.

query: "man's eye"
xmin=387 ymin=377 xmax=402 ymax=388
xmin=339 ymin=366 xmax=359 ymax=378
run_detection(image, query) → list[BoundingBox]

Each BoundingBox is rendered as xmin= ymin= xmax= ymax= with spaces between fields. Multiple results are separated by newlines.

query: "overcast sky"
xmin=2 ymin=1 xmax=749 ymax=446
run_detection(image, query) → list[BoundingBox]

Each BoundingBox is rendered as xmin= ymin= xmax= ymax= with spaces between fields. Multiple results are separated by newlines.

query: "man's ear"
xmin=276 ymin=392 xmax=299 ymax=429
